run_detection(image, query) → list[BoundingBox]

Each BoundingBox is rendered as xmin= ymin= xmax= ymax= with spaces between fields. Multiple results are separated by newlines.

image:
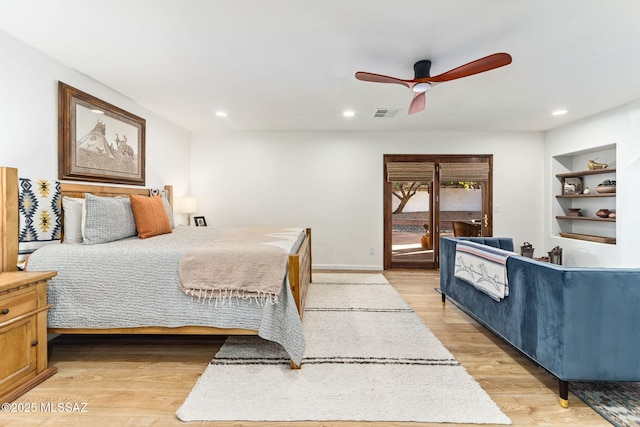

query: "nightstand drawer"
xmin=0 ymin=287 xmax=38 ymax=324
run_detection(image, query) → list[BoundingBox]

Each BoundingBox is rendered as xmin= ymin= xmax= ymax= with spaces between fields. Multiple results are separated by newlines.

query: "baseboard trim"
xmin=313 ymin=264 xmax=383 ymax=271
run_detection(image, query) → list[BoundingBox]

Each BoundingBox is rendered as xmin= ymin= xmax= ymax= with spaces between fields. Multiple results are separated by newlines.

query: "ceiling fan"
xmin=355 ymin=53 xmax=512 ymax=114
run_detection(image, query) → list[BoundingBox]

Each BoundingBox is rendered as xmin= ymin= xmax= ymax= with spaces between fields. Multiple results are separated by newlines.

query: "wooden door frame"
xmin=383 ymin=154 xmax=436 ymax=270
xmin=384 ymin=154 xmax=493 ymax=270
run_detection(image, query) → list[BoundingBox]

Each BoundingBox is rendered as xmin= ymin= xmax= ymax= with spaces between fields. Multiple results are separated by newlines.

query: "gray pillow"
xmin=83 ymin=193 xmax=137 ymax=245
xmin=162 ymin=194 xmax=176 ymax=229
xmin=151 ymin=188 xmax=175 ymax=229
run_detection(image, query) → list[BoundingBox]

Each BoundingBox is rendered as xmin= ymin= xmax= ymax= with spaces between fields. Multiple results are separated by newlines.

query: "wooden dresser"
xmin=0 ymin=271 xmax=57 ymax=403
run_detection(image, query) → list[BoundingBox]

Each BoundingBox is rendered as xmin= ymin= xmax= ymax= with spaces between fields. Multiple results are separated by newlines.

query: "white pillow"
xmin=62 ymin=196 xmax=85 ymax=244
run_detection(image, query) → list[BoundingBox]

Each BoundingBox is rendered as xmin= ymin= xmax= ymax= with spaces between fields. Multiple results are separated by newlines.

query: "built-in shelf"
xmin=553 ymin=149 xmax=616 ymax=245
xmin=559 ymin=232 xmax=616 ymax=244
xmin=556 ymin=193 xmax=615 ymax=199
xmin=556 ymin=167 xmax=616 ymax=179
xmin=556 ymin=216 xmax=615 ymax=222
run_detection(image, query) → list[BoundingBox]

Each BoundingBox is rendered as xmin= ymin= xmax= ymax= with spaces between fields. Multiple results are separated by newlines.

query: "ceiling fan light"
xmin=412 ymin=82 xmax=432 ymax=93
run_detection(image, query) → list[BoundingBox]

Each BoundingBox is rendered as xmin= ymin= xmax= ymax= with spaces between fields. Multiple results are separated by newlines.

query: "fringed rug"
xmin=572 ymin=382 xmax=640 ymax=427
xmin=176 ymin=273 xmax=511 ymax=424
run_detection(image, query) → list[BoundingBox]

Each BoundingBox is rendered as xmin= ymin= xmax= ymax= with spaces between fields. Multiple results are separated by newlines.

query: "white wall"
xmin=0 ymin=29 xmax=546 ymax=271
xmin=545 ymin=102 xmax=640 ymax=267
xmin=394 ymin=188 xmax=482 ymax=213
xmin=0 ymin=31 xmax=192 ymax=222
xmin=191 ymin=131 xmax=545 ymax=269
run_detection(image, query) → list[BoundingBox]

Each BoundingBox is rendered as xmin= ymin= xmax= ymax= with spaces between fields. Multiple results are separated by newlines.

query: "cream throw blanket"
xmin=454 ymin=240 xmax=512 ymax=301
xmin=178 ymin=227 xmax=303 ymax=302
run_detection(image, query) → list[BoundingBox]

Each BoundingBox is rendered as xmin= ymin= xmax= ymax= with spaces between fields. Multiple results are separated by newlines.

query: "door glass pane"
xmin=439 ymin=181 xmax=483 ymax=237
xmin=391 ymin=181 xmax=433 ymax=265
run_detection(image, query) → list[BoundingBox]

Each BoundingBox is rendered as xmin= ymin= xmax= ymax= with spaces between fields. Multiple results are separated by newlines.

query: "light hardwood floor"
xmin=2 ymin=270 xmax=609 ymax=426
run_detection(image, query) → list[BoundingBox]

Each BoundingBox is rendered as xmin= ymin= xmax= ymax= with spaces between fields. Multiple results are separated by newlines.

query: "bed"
xmin=0 ymin=166 xmax=312 ymax=366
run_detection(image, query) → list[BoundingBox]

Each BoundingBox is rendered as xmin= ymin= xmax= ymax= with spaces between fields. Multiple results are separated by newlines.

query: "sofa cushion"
xmin=453 ymin=237 xmax=514 ymax=251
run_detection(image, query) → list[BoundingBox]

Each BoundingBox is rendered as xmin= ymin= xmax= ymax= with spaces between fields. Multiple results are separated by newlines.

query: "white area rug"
xmin=176 ymin=273 xmax=511 ymax=424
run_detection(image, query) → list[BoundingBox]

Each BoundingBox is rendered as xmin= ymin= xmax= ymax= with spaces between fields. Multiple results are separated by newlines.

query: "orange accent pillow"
xmin=129 ymin=194 xmax=173 ymax=239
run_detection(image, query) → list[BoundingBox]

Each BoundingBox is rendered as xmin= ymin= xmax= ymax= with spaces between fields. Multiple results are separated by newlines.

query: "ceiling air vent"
xmin=374 ymin=108 xmax=400 ymax=118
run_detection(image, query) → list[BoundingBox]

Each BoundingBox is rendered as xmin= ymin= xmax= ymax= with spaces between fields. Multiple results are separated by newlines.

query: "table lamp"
xmin=181 ymin=197 xmax=197 ymax=226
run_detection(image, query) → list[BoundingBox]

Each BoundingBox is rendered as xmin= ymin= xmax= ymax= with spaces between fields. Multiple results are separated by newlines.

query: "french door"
xmin=383 ymin=154 xmax=493 ymax=270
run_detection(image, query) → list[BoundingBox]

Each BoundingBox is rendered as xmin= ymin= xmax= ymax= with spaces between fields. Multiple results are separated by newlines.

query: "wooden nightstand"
xmin=0 ymin=271 xmax=57 ymax=403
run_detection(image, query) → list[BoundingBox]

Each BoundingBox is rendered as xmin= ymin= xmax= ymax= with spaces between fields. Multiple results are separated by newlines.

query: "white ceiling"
xmin=1 ymin=0 xmax=640 ymax=133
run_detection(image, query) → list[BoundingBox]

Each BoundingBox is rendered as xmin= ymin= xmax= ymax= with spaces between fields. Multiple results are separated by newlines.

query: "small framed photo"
xmin=562 ymin=177 xmax=583 ymax=195
xmin=194 ymin=216 xmax=207 ymax=227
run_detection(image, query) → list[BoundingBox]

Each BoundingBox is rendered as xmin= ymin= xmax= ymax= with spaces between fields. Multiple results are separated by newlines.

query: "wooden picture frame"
xmin=562 ymin=177 xmax=583 ymax=195
xmin=58 ymin=82 xmax=146 ymax=185
xmin=194 ymin=216 xmax=207 ymax=227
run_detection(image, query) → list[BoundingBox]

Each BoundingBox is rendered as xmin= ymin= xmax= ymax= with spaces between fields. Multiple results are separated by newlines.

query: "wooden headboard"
xmin=0 ymin=166 xmax=173 ymax=273
xmin=1 ymin=167 xmax=18 ymax=272
xmin=59 ymin=182 xmax=173 ymax=207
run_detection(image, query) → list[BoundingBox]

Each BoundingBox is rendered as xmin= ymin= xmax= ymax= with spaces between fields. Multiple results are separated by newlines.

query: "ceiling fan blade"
xmin=355 ymin=72 xmax=411 ymax=88
xmin=419 ymin=53 xmax=512 ymax=83
xmin=408 ymin=92 xmax=426 ymax=114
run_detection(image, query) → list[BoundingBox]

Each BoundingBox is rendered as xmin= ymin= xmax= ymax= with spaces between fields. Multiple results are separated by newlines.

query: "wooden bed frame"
xmin=0 ymin=166 xmax=312 ymax=366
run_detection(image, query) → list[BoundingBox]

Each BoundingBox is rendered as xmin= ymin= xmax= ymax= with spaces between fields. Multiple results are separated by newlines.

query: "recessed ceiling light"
xmin=343 ymin=110 xmax=355 ymax=117
xmin=552 ymin=109 xmax=568 ymax=116
xmin=215 ymin=111 xmax=227 ymax=117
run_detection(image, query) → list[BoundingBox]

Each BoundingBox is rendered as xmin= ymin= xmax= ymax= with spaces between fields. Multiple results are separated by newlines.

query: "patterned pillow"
xmin=18 ymin=178 xmax=62 ymax=269
xmin=83 ymin=193 xmax=137 ymax=245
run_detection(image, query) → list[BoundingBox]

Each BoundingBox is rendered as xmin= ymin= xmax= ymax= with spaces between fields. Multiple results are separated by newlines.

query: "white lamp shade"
xmin=181 ymin=197 xmax=198 ymax=214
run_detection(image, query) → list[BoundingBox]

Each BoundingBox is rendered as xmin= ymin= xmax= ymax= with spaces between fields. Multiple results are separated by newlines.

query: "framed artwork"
xmin=562 ymin=177 xmax=583 ymax=195
xmin=194 ymin=216 xmax=207 ymax=227
xmin=58 ymin=81 xmax=146 ymax=185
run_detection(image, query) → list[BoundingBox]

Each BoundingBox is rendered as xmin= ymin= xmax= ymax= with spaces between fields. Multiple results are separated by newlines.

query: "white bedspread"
xmin=25 ymin=226 xmax=306 ymax=364
xmin=454 ymin=241 xmax=514 ymax=301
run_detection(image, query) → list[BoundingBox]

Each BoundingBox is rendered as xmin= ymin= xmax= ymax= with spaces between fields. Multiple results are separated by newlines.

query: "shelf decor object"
xmin=555 ymin=160 xmax=616 ymax=244
xmin=596 ymin=186 xmax=616 ymax=193
xmin=567 ymin=208 xmax=582 ymax=217
xmin=562 ymin=177 xmax=583 ymax=195
xmin=596 ymin=179 xmax=616 ymax=193
xmin=587 ymin=159 xmax=609 ymax=170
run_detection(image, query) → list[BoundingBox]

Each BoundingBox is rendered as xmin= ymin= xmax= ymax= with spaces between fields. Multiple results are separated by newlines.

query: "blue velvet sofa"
xmin=440 ymin=236 xmax=640 ymax=407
